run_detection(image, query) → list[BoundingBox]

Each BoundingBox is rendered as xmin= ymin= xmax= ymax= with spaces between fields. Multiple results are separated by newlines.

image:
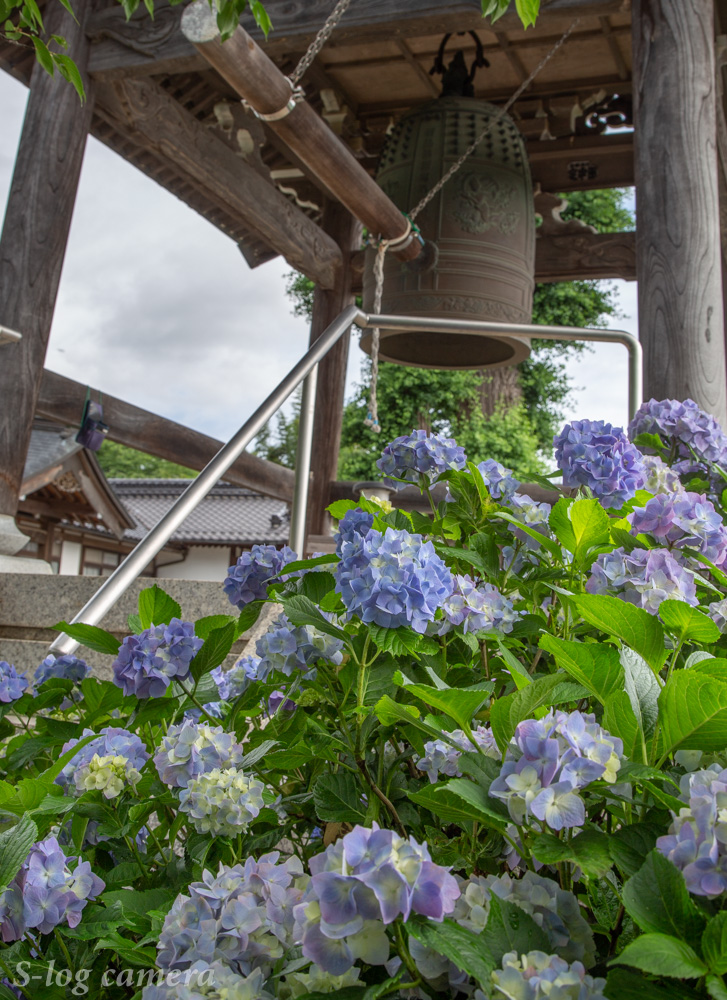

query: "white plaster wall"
xmin=156 ymin=546 xmax=231 ymax=582
xmin=59 ymin=540 xmax=82 ymax=576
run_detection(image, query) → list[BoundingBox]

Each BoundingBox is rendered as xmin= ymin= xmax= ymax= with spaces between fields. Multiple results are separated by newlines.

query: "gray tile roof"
xmin=23 ymin=422 xmax=82 ymax=484
xmin=109 ymin=480 xmax=290 ymax=546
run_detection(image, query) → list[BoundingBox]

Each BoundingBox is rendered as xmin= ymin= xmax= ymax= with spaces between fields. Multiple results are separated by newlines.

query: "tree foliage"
xmin=262 ymin=189 xmax=634 ymax=480
xmin=96 ymin=440 xmax=195 ymax=479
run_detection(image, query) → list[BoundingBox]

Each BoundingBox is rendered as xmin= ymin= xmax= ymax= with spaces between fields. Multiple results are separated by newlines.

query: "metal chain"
xmin=289 ymin=0 xmax=353 ymax=86
xmin=409 ymin=18 xmax=580 ymax=222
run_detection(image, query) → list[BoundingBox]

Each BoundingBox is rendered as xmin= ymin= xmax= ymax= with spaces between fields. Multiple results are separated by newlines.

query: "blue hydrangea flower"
xmin=640 ymin=454 xmax=683 ymax=495
xmin=377 ymin=429 xmax=467 ymax=490
xmin=334 ymin=508 xmax=374 ymax=558
xmin=156 ymin=852 xmax=307 ymax=978
xmin=57 ymin=727 xmax=149 ymax=791
xmin=34 ymin=654 xmax=90 ymax=686
xmin=477 ymin=459 xmax=520 ymax=501
xmin=267 ymin=690 xmax=296 ymax=714
xmin=255 ymin=615 xmax=344 ymax=679
xmin=141 ymin=963 xmax=273 ymax=1000
xmin=154 ymin=720 xmax=244 ymax=788
xmin=223 ymin=544 xmax=298 ymax=609
xmin=211 ymin=656 xmax=262 ymax=704
xmin=438 ymin=576 xmax=521 ymax=635
xmin=554 ymin=419 xmax=646 ymax=508
xmin=0 ymin=662 xmax=28 ymax=703
xmin=179 ymin=767 xmax=266 ymax=837
xmin=657 ymin=765 xmax=727 ymax=897
xmin=587 ymin=546 xmax=698 ymax=613
xmin=293 ymin=823 xmax=459 ymax=976
xmin=629 ymin=491 xmax=727 ymax=567
xmin=490 ymin=710 xmax=622 ymax=833
xmin=507 ymin=493 xmax=553 ymax=548
xmin=489 ymin=951 xmax=608 ymax=1000
xmin=418 ymin=726 xmax=500 ymax=783
xmin=336 ymin=526 xmax=453 ymax=633
xmin=0 ymin=835 xmax=104 ymax=940
xmin=113 ymin=619 xmax=203 ymax=698
xmin=629 ymin=397 xmax=727 ymax=474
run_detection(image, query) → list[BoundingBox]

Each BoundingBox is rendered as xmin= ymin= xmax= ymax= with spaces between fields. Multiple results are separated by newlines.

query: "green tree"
xmin=96 ymin=440 xmax=195 ymax=479
xmin=258 ymin=188 xmax=633 ymax=479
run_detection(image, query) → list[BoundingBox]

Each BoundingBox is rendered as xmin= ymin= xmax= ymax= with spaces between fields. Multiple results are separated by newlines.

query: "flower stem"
xmin=356 ymin=758 xmax=406 ymax=836
xmin=176 ymin=678 xmax=218 ymax=725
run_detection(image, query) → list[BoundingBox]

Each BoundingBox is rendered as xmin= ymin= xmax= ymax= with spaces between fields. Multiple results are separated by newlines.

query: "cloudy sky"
xmin=0 ymin=70 xmax=637 ymax=448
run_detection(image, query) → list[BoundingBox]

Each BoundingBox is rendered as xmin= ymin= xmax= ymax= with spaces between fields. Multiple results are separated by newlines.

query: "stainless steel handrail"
xmin=49 ymin=307 xmax=641 ymax=655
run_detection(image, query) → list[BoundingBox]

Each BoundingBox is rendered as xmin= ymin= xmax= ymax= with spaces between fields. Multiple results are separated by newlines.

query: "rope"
xmin=409 ymin=19 xmax=579 ymax=222
xmin=289 ymin=0 xmax=353 ymax=86
xmin=363 ymin=20 xmax=579 ymax=431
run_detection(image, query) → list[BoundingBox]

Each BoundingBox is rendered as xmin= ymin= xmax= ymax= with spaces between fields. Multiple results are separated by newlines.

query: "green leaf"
xmin=659 ymin=600 xmax=720 ymax=643
xmin=609 ymin=822 xmax=661 ymax=877
xmin=31 ymin=35 xmax=53 ymax=74
xmin=190 ymin=622 xmax=235 ymax=682
xmin=299 ymin=571 xmax=335 ymax=605
xmin=51 ymin=51 xmax=85 ymax=101
xmin=408 ymin=783 xmax=491 ymax=828
xmin=539 ymin=635 xmax=624 ymax=704
xmin=707 ymin=976 xmax=727 ymax=1000
xmin=621 ymin=647 xmax=660 ymax=740
xmin=443 ymin=778 xmax=509 ymax=832
xmin=704 ymin=913 xmax=727 ymax=975
xmin=0 ymin=815 xmax=37 ymax=888
xmin=281 ymin=595 xmax=347 ymax=642
xmin=138 ymin=584 xmax=182 ymax=628
xmin=284 ymin=554 xmax=338 ymax=574
xmin=394 ymin=675 xmax=487 ymax=731
xmin=194 ymin=614 xmax=236 ymax=640
xmin=494 ymin=512 xmax=561 ymax=559
xmin=313 ymin=772 xmax=366 ymax=824
xmin=658 ymin=670 xmax=727 ymax=755
xmin=407 ymin=915 xmax=495 ymax=986
xmin=127 ymin=613 xmax=142 ymax=633
xmin=606 ymin=969 xmax=702 ymax=1000
xmin=489 ymin=673 xmax=565 ymax=753
xmin=548 ymin=496 xmax=576 ymax=551
xmin=570 ymin=594 xmax=667 ymax=670
xmin=52 ymin=621 xmax=121 ymax=656
xmin=39 ymin=732 xmax=99 ymax=784
xmin=327 ymin=499 xmax=359 ymax=520
xmin=622 ymin=850 xmax=706 ymax=948
xmin=480 ymin=895 xmax=550 ymax=966
xmin=238 ymin=600 xmax=264 ymax=634
xmin=532 ymin=828 xmax=613 ymax=877
xmin=369 ymin=624 xmax=428 ymax=658
xmin=514 ymin=0 xmax=539 ymax=28
xmin=603 ymin=690 xmax=644 ymax=761
xmin=612 ymin=934 xmax=707 ymax=979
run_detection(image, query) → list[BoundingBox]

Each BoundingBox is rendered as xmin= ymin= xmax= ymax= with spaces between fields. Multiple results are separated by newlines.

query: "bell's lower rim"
xmin=359 ymin=328 xmax=531 ymax=371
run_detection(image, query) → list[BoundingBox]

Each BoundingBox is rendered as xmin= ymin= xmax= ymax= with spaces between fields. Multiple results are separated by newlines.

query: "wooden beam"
xmin=94 ymin=77 xmax=342 ymax=288
xmin=598 ymin=14 xmax=629 ymax=80
xmin=395 ymin=39 xmax=441 ymax=97
xmin=307 ymin=202 xmax=363 ymax=540
xmin=535 ymin=230 xmax=636 ymax=282
xmin=632 ymin=0 xmax=727 ymax=425
xmin=86 ymin=0 xmax=629 ymax=79
xmin=528 ymin=133 xmax=633 ymax=192
xmin=36 ymin=370 xmax=296 ymax=502
xmin=0 ymin=0 xmax=94 ymax=520
xmin=180 ymin=2 xmax=421 ymax=263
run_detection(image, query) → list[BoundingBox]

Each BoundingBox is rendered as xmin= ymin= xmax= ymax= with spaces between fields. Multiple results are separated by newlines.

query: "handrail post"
xmin=289 ymin=365 xmax=318 ymax=556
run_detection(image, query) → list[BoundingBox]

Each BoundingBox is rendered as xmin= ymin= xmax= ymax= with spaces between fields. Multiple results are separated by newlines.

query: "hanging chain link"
xmin=289 ymin=0 xmax=353 ymax=86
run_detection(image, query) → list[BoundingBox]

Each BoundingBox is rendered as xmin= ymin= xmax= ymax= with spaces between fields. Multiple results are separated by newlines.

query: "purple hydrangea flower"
xmin=641 ymin=454 xmax=683 ymax=495
xmin=267 ymin=690 xmax=296 ymax=714
xmin=211 ymin=656 xmax=261 ymax=703
xmin=142 ymin=963 xmax=273 ymax=1000
xmin=657 ymin=765 xmax=727 ymax=897
xmin=507 ymin=492 xmax=553 ymax=548
xmin=0 ymin=662 xmax=28 ymax=703
xmin=293 ymin=824 xmax=459 ymax=976
xmin=255 ymin=614 xmax=344 ymax=678
xmin=554 ymin=419 xmax=646 ymax=508
xmin=709 ymin=598 xmax=727 ymax=630
xmin=156 ymin=853 xmax=307 ymax=978
xmin=154 ymin=720 xmax=244 ymax=788
xmin=34 ymin=654 xmax=90 ymax=686
xmin=0 ymin=835 xmax=104 ymax=941
xmin=223 ymin=544 xmax=298 ymax=610
xmin=417 ymin=726 xmax=500 ymax=783
xmin=334 ymin=508 xmax=375 ymax=558
xmin=438 ymin=576 xmax=521 ymax=635
xmin=377 ymin=429 xmax=467 ymax=490
xmin=489 ymin=710 xmax=622 ymax=833
xmin=629 ymin=397 xmax=727 ymax=474
xmin=586 ymin=546 xmax=698 ymax=613
xmin=57 ymin=727 xmax=149 ymax=791
xmin=112 ymin=619 xmax=203 ymax=698
xmin=335 ymin=526 xmax=454 ymax=633
xmin=490 ymin=951 xmax=608 ymax=1000
xmin=629 ymin=491 xmax=727 ymax=566
xmin=477 ymin=459 xmax=520 ymax=501
xmin=179 ymin=767 xmax=266 ymax=837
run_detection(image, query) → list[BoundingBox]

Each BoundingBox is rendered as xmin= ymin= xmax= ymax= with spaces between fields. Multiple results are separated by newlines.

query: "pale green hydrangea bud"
xmin=178 ymin=767 xmax=266 ymax=836
xmin=73 ymin=753 xmax=141 ymax=799
xmin=281 ymin=965 xmax=361 ymax=998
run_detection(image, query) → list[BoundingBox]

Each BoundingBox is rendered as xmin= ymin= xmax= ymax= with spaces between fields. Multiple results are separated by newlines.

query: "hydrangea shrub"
xmin=2 ymin=407 xmax=727 ymax=998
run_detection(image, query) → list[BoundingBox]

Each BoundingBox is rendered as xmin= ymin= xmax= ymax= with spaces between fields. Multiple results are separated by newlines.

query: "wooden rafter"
xmin=598 ymin=14 xmax=629 ymax=81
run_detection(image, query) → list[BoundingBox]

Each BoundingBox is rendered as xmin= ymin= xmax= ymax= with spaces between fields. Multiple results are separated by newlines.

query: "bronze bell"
xmin=361 ymin=42 xmax=535 ymax=371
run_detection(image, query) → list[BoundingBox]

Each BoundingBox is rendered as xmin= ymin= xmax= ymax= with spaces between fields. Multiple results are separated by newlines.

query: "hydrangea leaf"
xmin=443 ymin=778 xmax=509 ymax=831
xmin=280 ymin=595 xmax=348 ymax=642
xmin=658 ymin=600 xmax=720 ymax=644
xmin=189 ymin=622 xmax=235 ymax=683
xmin=706 ymin=976 xmax=727 ymax=1000
xmin=480 ymin=895 xmax=551 ymax=966
xmin=494 ymin=512 xmax=561 ymax=559
xmin=658 ymin=670 xmax=727 ymax=755
xmin=570 ymin=594 xmax=667 ymax=670
xmin=603 ymin=690 xmax=645 ymax=762
xmin=313 ymin=772 xmax=367 ymax=824
xmin=620 ymin=647 xmax=660 ymax=740
xmin=295 ymin=990 xmax=365 ymax=1000
xmin=52 ymin=621 xmax=121 ymax=656
xmin=237 ymin=600 xmax=265 ymax=634
xmin=539 ymin=635 xmax=624 ymax=704
xmin=703 ymin=913 xmax=727 ymax=975
xmin=194 ymin=614 xmax=237 ymax=641
xmin=298 ymin=571 xmax=336 ymax=605
xmin=532 ymin=828 xmax=613 ymax=877
xmin=605 ymin=969 xmax=702 ymax=1000
xmin=408 ymin=783 xmax=502 ymax=829
xmin=622 ymin=850 xmax=706 ymax=948
xmin=611 ymin=933 xmax=707 ymax=979
xmin=489 ymin=673 xmax=568 ymax=753
xmin=0 ymin=814 xmax=37 ymax=890
xmin=283 ymin=554 xmax=338 ymax=574
xmin=393 ymin=674 xmax=487 ymax=731
xmin=138 ymin=585 xmax=182 ymax=630
xmin=407 ymin=915 xmax=495 ymax=986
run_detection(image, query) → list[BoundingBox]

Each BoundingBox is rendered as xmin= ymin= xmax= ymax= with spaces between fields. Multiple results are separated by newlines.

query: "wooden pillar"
xmin=306 ymin=202 xmax=362 ymax=539
xmin=632 ymin=0 xmax=727 ymax=425
xmin=0 ymin=0 xmax=94 ymax=521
